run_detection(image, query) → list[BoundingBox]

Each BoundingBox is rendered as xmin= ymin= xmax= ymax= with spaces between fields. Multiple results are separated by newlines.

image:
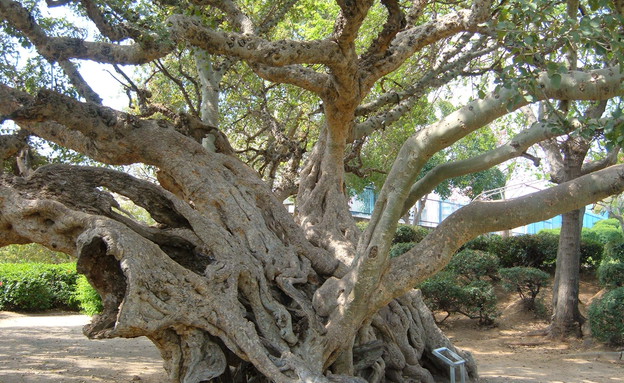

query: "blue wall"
xmin=349 ymin=188 xmax=608 ymax=232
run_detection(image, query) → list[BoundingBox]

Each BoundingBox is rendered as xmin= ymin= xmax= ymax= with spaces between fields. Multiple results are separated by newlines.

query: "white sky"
xmin=77 ymin=61 xmax=128 ymax=110
xmin=43 ymin=5 xmax=127 ymax=110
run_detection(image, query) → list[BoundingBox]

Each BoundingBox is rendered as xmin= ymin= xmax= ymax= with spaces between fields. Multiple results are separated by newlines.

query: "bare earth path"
xmin=0 ymin=308 xmax=622 ymax=383
xmin=0 ymin=311 xmax=167 ymax=383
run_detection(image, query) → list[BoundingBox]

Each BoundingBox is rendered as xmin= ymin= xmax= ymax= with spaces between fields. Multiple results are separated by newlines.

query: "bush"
xmin=500 ymin=267 xmax=550 ymax=310
xmin=419 ymin=272 xmax=465 ymax=322
xmin=603 ymin=241 xmax=624 ymax=262
xmin=412 ymin=226 xmax=430 ymax=243
xmin=489 ymin=232 xmax=602 ymax=270
xmin=597 ymin=242 xmax=624 ymax=289
xmin=447 ymin=249 xmax=499 ymax=282
xmin=589 ymin=287 xmax=624 ymax=346
xmin=586 ymin=225 xmax=623 ymax=246
xmin=461 ymin=280 xmax=499 ymax=325
xmin=0 ymin=263 xmax=80 ymax=312
xmin=492 ymin=234 xmax=558 ymax=269
xmin=462 ymin=234 xmax=503 ymax=253
xmin=419 ymin=272 xmax=498 ymax=325
xmin=542 ymin=223 xmax=621 ymax=246
xmin=580 ymin=239 xmax=605 ymax=270
xmin=1 ymin=278 xmax=55 ymax=311
xmin=393 ymin=224 xmax=417 ymax=244
xmin=593 ymin=218 xmax=621 ymax=229
xmin=72 ymin=275 xmax=103 ymax=315
xmin=598 ymin=262 xmax=624 ymax=289
xmin=392 ymin=224 xmax=429 ymax=245
xmin=389 ymin=242 xmax=416 ymax=258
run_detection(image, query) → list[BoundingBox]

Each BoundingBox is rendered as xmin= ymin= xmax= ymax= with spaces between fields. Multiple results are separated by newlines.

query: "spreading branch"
xmin=0 ymin=0 xmax=173 ymax=65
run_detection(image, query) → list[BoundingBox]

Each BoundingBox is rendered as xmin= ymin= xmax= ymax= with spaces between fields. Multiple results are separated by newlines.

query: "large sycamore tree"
xmin=2 ymin=0 xmax=624 ymax=382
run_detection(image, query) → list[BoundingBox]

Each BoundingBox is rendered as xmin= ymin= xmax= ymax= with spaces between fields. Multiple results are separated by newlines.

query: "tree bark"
xmin=550 ymin=208 xmax=584 ymax=338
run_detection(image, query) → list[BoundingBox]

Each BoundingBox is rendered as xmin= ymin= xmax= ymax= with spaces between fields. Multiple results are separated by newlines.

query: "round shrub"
xmin=389 ymin=242 xmax=416 ymax=258
xmin=534 ymin=232 xmax=560 ymax=268
xmin=589 ymin=287 xmax=624 ymax=346
xmin=72 ymin=275 xmax=103 ymax=315
xmin=598 ymin=261 xmax=624 ymax=289
xmin=448 ymin=249 xmax=499 ymax=282
xmin=588 ymin=226 xmax=623 ymax=245
xmin=393 ymin=224 xmax=417 ymax=244
xmin=419 ymin=272 xmax=498 ymax=325
xmin=603 ymin=241 xmax=624 ymax=262
xmin=593 ymin=218 xmax=621 ymax=229
xmin=598 ymin=241 xmax=624 ymax=289
xmin=491 ymin=235 xmax=542 ymax=268
xmin=500 ymin=267 xmax=550 ymax=310
xmin=413 ymin=226 xmax=430 ymax=243
xmin=462 ymin=280 xmax=499 ymax=325
xmin=418 ymin=272 xmax=465 ymax=322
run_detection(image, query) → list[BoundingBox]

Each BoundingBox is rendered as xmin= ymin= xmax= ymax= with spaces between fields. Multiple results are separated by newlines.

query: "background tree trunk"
xmin=550 ymin=208 xmax=584 ymax=337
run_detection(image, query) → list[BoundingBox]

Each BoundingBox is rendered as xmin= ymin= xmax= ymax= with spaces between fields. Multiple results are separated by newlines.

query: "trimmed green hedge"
xmin=73 ymin=275 xmax=104 ymax=315
xmin=464 ymin=232 xmax=603 ymax=270
xmin=0 ymin=263 xmax=102 ymax=314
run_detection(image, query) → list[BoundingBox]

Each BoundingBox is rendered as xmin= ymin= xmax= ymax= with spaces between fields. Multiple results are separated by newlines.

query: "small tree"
xmin=500 ymin=267 xmax=550 ymax=311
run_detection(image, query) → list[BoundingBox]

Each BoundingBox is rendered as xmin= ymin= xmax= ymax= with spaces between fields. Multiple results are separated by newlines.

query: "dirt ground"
xmin=0 ymin=311 xmax=167 ymax=383
xmin=443 ymin=276 xmax=624 ymax=383
xmin=0 ymin=278 xmax=622 ymax=383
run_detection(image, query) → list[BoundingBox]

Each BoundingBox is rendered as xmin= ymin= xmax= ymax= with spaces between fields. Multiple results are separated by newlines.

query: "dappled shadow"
xmin=0 ymin=313 xmax=166 ymax=383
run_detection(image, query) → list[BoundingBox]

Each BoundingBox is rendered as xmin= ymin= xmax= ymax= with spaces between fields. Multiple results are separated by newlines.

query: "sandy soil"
xmin=0 ymin=278 xmax=622 ymax=382
xmin=443 ymin=276 xmax=624 ymax=383
xmin=0 ymin=311 xmax=167 ymax=383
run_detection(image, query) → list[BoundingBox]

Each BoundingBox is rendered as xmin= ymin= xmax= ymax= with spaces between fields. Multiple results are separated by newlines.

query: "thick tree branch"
xmin=354 ymin=43 xmax=495 ymax=139
xmin=401 ymin=119 xmax=566 ymax=215
xmin=0 ymin=0 xmax=173 ymax=65
xmin=0 ymin=130 xmax=29 ymax=162
xmin=79 ymin=0 xmax=136 ymax=42
xmin=581 ymin=147 xmax=620 ymax=175
xmin=381 ymin=163 xmax=624 ymax=302
xmin=333 ymin=0 xmax=375 ymax=50
xmin=58 ymin=59 xmax=103 ymax=104
xmin=191 ymin=0 xmax=255 ymax=34
xmin=360 ymin=0 xmax=406 ymax=64
xmin=406 ymin=0 xmax=429 ymax=26
xmin=318 ymin=65 xmax=624 ymax=358
xmin=360 ymin=0 xmax=492 ymax=89
xmin=169 ymin=15 xmax=343 ymax=68
xmin=251 ymin=64 xmax=331 ymax=95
